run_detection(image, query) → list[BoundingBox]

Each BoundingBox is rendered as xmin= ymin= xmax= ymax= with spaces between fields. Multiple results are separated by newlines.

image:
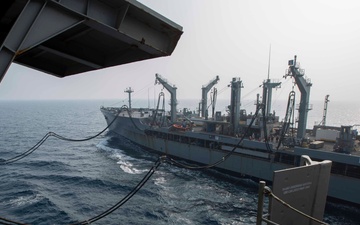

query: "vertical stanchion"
xmin=257 ymin=181 xmax=266 ymax=225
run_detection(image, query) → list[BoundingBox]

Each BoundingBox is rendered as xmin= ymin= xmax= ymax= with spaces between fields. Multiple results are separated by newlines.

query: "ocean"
xmin=0 ymin=99 xmax=359 ymax=225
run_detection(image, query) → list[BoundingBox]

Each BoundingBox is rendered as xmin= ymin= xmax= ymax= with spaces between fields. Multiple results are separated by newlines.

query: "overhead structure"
xmin=201 ymin=75 xmax=219 ymax=118
xmin=229 ymin=77 xmax=243 ymax=135
xmin=124 ymin=87 xmax=134 ymax=110
xmin=0 ymin=0 xmax=183 ymax=82
xmin=262 ymin=79 xmax=281 ymax=117
xmin=262 ymin=44 xmax=281 ymax=117
xmin=155 ymin=73 xmax=177 ymax=123
xmin=285 ymin=55 xmax=312 ymax=139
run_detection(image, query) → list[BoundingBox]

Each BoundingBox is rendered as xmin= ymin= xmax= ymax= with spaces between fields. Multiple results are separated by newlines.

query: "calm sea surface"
xmin=0 ymin=99 xmax=359 ymax=224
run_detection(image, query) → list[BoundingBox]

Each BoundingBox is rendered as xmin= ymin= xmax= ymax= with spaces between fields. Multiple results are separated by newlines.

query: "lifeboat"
xmin=172 ymin=124 xmax=188 ymax=131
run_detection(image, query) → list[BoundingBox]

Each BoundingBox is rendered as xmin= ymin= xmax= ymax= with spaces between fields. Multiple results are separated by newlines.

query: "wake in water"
xmin=96 ymin=137 xmax=149 ymax=174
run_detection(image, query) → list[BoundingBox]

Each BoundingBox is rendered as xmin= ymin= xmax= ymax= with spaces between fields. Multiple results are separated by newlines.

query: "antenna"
xmin=267 ymin=44 xmax=271 ymax=80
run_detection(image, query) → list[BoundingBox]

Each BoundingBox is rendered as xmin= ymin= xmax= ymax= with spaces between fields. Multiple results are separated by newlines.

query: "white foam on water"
xmin=97 ymin=138 xmax=149 ymax=174
xmin=95 ymin=137 xmax=113 ymax=151
xmin=169 ymin=214 xmax=192 ymax=225
xmin=8 ymin=194 xmax=43 ymax=207
xmin=154 ymin=176 xmax=166 ymax=186
xmin=117 ymin=157 xmax=148 ymax=174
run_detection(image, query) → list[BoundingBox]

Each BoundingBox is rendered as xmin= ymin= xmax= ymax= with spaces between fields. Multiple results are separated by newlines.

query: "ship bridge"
xmin=0 ymin=0 xmax=183 ymax=82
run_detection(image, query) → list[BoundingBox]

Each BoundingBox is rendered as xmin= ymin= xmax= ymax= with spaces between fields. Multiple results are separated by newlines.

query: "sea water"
xmin=0 ymin=100 xmax=359 ymax=225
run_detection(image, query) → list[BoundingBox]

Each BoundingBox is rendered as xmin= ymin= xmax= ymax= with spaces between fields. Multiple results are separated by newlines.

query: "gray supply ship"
xmin=101 ymin=56 xmax=360 ymax=205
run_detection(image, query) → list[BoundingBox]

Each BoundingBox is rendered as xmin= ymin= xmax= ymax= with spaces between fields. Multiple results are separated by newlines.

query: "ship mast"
xmin=201 ymin=75 xmax=220 ymax=118
xmin=285 ymin=55 xmax=312 ymax=139
xmin=124 ymin=87 xmax=134 ymax=110
xmin=262 ymin=45 xmax=281 ymax=117
xmin=229 ymin=77 xmax=243 ymax=135
xmin=155 ymin=73 xmax=177 ymax=123
xmin=262 ymin=80 xmax=281 ymax=117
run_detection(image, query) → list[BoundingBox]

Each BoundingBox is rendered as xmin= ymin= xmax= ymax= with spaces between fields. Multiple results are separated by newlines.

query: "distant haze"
xmin=0 ymin=0 xmax=359 ymax=104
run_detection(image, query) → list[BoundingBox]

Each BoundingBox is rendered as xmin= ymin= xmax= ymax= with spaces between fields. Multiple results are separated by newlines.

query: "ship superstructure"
xmin=101 ymin=56 xmax=360 ymax=205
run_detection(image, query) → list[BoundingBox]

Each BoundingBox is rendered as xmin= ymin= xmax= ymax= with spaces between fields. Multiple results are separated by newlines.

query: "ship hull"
xmin=101 ymin=108 xmax=360 ymax=205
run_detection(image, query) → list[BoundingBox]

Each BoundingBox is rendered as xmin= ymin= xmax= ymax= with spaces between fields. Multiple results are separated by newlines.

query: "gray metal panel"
xmin=270 ymin=159 xmax=332 ymax=225
xmin=0 ymin=0 xmax=183 ymax=82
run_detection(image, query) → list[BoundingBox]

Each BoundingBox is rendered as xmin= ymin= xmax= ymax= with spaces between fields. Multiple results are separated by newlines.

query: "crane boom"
xmin=285 ymin=55 xmax=312 ymax=139
xmin=155 ymin=73 xmax=177 ymax=123
xmin=320 ymin=95 xmax=330 ymax=126
xmin=201 ymin=75 xmax=220 ymax=117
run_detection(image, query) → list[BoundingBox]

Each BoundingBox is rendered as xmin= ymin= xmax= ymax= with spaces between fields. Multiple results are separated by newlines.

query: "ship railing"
xmin=263 ymin=78 xmax=281 ymax=84
xmin=256 ymin=181 xmax=328 ymax=225
xmin=284 ymin=67 xmax=306 ymax=77
xmin=257 ymin=157 xmax=331 ymax=225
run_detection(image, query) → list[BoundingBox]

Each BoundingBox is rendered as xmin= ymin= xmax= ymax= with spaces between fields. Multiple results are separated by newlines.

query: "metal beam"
xmin=0 ymin=0 xmax=183 ymax=81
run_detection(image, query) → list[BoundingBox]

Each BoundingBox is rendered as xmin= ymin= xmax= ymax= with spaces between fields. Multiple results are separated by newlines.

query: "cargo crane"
xmin=155 ymin=73 xmax=177 ymax=123
xmin=262 ymin=44 xmax=281 ymax=118
xmin=285 ymin=55 xmax=312 ymax=140
xmin=201 ymin=76 xmax=220 ymax=118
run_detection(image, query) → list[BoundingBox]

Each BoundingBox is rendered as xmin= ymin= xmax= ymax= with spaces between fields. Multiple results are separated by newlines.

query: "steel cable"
xmin=264 ymin=186 xmax=328 ymax=225
xmin=0 ymin=107 xmax=122 ymax=165
xmin=0 ymin=156 xmax=163 ymax=225
xmin=161 ymin=105 xmax=262 ymax=170
xmin=71 ymin=156 xmax=163 ymax=225
xmin=0 ymin=216 xmax=27 ymax=225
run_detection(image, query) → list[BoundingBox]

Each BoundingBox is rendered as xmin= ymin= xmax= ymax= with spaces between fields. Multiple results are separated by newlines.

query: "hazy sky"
xmin=0 ymin=0 xmax=359 ymax=103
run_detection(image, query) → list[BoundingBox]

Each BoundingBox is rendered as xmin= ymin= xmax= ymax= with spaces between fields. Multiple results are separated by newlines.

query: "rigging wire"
xmin=216 ymin=84 xmax=230 ymax=96
xmin=0 ymin=98 xmax=327 ymax=224
xmin=150 ymin=92 xmax=166 ymax=128
xmin=0 ymin=106 xmax=123 ymax=165
xmin=0 ymin=102 xmax=152 ymax=165
xmin=241 ymin=86 xmax=262 ymax=100
xmin=70 ymin=156 xmax=163 ymax=225
xmin=129 ymin=81 xmax=158 ymax=107
xmin=107 ymin=105 xmax=145 ymax=132
xmin=0 ymin=104 xmax=262 ymax=221
xmin=264 ymin=186 xmax=328 ymax=225
xmin=276 ymin=91 xmax=296 ymax=150
xmin=105 ymin=81 xmax=155 ymax=107
xmin=162 ymin=104 xmax=262 ymax=170
xmin=72 ymin=103 xmax=270 ymax=223
xmin=0 ymin=216 xmax=27 ymax=225
xmin=270 ymin=77 xmax=292 ymax=109
xmin=0 ymin=78 xmax=314 ymax=223
xmin=261 ymin=103 xmax=274 ymax=153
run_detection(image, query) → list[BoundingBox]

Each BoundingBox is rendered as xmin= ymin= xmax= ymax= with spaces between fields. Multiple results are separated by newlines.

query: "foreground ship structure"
xmin=101 ymin=56 xmax=360 ymax=205
xmin=0 ymin=0 xmax=182 ymax=82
